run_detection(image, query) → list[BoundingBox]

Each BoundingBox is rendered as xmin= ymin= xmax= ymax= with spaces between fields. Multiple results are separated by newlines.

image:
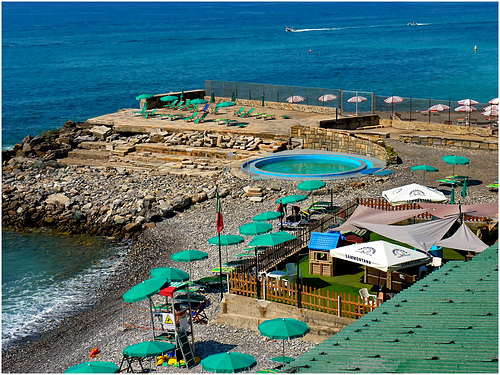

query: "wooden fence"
xmin=229 ymin=272 xmax=381 ymax=319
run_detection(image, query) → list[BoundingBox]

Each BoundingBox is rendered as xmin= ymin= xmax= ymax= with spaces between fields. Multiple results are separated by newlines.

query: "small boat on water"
xmin=407 ymin=22 xmax=418 ymax=26
xmin=286 ymin=26 xmax=295 ymax=32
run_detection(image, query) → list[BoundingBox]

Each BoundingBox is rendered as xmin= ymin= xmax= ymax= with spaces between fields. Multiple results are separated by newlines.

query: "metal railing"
xmin=205 ymin=80 xmax=495 ymax=126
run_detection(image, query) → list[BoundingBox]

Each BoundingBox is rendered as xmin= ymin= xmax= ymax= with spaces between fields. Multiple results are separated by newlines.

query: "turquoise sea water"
xmin=1 ymin=2 xmax=498 ymax=349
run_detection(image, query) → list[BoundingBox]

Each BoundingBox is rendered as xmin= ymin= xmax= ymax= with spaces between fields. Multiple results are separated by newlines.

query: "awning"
xmin=435 ymin=222 xmax=489 ymax=252
xmin=418 ymin=203 xmax=498 ymax=219
xmin=355 ymin=216 xmax=459 ymax=252
xmin=334 ymin=205 xmax=429 ymax=232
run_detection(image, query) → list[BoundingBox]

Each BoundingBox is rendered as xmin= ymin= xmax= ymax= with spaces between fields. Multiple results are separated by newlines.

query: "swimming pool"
xmin=241 ymin=149 xmax=386 ymax=180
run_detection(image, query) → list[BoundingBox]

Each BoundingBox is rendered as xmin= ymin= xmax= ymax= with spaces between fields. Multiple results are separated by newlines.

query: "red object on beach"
xmin=384 ymin=96 xmax=405 ymax=104
xmin=89 ymin=347 xmax=99 ymax=358
xmin=216 ymin=189 xmax=224 ymax=233
xmin=159 ymin=286 xmax=177 ymax=297
xmin=457 ymin=98 xmax=479 ymax=106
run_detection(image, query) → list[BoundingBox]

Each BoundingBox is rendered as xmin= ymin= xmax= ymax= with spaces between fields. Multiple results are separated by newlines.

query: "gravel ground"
xmin=2 ymin=140 xmax=498 ymax=373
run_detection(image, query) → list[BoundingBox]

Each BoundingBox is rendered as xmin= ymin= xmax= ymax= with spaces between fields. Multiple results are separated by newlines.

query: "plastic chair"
xmin=285 ymin=263 xmax=302 ymax=283
xmin=359 ymin=288 xmax=378 ymax=304
xmin=431 ymin=257 xmax=442 ymax=268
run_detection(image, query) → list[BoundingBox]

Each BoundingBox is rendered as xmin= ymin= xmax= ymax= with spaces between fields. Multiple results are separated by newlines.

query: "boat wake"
xmin=287 ymin=23 xmax=431 ymax=33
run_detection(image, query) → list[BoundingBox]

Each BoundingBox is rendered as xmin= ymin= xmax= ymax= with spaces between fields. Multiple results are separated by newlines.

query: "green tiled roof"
xmin=282 ymin=243 xmax=498 ymax=373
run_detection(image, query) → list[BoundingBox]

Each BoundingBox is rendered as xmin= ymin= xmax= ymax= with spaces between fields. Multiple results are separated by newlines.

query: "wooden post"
xmin=337 ymin=295 xmax=341 ymax=317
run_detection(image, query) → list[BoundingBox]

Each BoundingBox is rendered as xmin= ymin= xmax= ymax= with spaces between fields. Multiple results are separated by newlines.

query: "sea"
xmin=1 ymin=1 xmax=498 ymax=349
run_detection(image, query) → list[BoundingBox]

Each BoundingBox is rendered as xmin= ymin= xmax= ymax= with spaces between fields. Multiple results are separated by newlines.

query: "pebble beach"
xmin=2 ymin=136 xmax=498 ymax=373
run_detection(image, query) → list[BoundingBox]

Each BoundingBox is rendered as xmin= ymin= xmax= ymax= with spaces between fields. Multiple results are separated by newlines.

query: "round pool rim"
xmin=241 ymin=149 xmax=386 ymax=180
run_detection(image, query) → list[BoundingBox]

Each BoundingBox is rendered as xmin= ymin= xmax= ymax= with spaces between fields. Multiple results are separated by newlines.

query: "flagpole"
xmin=216 ymin=185 xmax=224 ymax=300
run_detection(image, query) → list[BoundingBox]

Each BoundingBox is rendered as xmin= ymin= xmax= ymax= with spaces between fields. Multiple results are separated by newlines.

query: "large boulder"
xmin=170 ymin=195 xmax=192 ymax=211
xmin=90 ymin=125 xmax=112 ymax=140
xmin=45 ymin=193 xmax=71 ymax=208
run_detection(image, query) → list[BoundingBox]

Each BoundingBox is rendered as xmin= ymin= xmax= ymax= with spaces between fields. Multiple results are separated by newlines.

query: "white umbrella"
xmin=483 ymin=104 xmax=498 ymax=111
xmin=286 ymin=95 xmax=305 ymax=103
xmin=318 ymin=94 xmax=338 ymax=102
xmin=455 ymin=105 xmax=477 ymax=124
xmin=429 ymin=104 xmax=450 ymax=112
xmin=347 ymin=94 xmax=367 ymax=116
xmin=329 ymin=240 xmax=431 ymax=272
xmin=382 ymin=183 xmax=447 ymax=205
xmin=384 ymin=96 xmax=405 ymax=119
xmin=488 ymin=98 xmax=499 ymax=105
xmin=482 ymin=108 xmax=498 ymax=117
xmin=458 ymin=98 xmax=479 ymax=106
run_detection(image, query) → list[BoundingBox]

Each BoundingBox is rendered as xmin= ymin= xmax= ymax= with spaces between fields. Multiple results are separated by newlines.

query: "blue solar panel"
xmin=361 ymin=168 xmax=381 ymax=175
xmin=373 ymin=170 xmax=395 ymax=176
xmin=308 ymin=232 xmax=345 ymax=250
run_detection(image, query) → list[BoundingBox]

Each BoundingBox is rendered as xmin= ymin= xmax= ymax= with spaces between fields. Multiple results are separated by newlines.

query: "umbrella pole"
xmin=283 ymin=339 xmax=286 ymax=365
xmin=149 ymin=298 xmax=155 ymax=340
xmin=218 ymin=233 xmax=224 ymax=300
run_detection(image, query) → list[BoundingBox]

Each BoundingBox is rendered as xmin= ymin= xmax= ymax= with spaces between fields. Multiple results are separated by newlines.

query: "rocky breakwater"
xmin=2 ymin=159 xmax=233 ymax=239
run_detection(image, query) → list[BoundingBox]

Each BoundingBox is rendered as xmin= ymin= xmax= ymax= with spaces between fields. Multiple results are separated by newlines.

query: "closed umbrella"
xmin=253 ymin=211 xmax=283 ymax=222
xmin=150 ymin=267 xmax=189 ymax=282
xmin=258 ymin=318 xmax=310 ymax=365
xmin=201 ymin=352 xmax=256 ymax=373
xmin=231 ymin=90 xmax=236 ymax=101
xmin=247 ymin=231 xmax=297 ymax=247
xmin=211 ymin=91 xmax=216 ymax=103
xmin=122 ymin=277 xmax=169 ymax=303
xmin=441 ymin=155 xmax=470 ymax=176
xmin=462 ymin=178 xmax=468 ymax=198
xmin=65 ymin=361 xmax=119 ymax=373
xmin=171 ymin=250 xmax=208 ymax=281
xmin=410 ymin=164 xmax=439 ymax=185
xmin=347 ymin=94 xmax=367 ymax=116
xmin=238 ymin=222 xmax=272 ymax=236
xmin=450 ymin=185 xmax=456 ymax=204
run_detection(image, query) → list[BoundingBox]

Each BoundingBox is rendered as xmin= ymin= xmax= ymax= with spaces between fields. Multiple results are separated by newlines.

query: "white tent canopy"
xmin=334 ymin=205 xmax=429 ymax=232
xmin=383 ymin=183 xmax=447 ymax=205
xmin=418 ymin=202 xmax=498 ymax=219
xmin=330 ymin=240 xmax=431 ymax=272
xmin=355 ymin=216 xmax=459 ymax=252
xmin=435 ymin=222 xmax=489 ymax=253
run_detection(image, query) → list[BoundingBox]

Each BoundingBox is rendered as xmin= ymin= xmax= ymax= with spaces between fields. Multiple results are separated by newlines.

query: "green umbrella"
xmin=150 ymin=267 xmax=189 ymax=282
xmin=231 ymin=90 xmax=236 ymax=102
xmin=450 ymin=186 xmax=456 ymax=205
xmin=136 ymin=93 xmax=154 ymax=100
xmin=297 ymin=180 xmax=326 ymax=192
xmin=410 ymin=165 xmax=439 ymax=185
xmin=160 ymin=95 xmax=178 ymax=102
xmin=171 ymin=250 xmax=208 ymax=280
xmin=65 ymin=361 xmax=119 ymax=374
xmin=462 ymin=178 xmax=468 ymax=198
xmin=441 ymin=155 xmax=470 ymax=176
xmin=122 ymin=277 xmax=168 ymax=303
xmin=217 ymin=101 xmax=236 ymax=115
xmin=208 ymin=234 xmax=244 ymax=246
xmin=201 ymin=352 xmax=256 ymax=373
xmin=211 ymin=91 xmax=216 ymax=103
xmin=123 ymin=341 xmax=176 ymax=358
xmin=258 ymin=318 xmax=310 ymax=365
xmin=253 ymin=211 xmax=283 ymax=222
xmin=276 ymin=194 xmax=308 ymax=205
xmin=238 ymin=222 xmax=273 ymax=236
xmin=190 ymin=98 xmax=208 ymax=105
xmin=248 ymin=232 xmax=297 ymax=247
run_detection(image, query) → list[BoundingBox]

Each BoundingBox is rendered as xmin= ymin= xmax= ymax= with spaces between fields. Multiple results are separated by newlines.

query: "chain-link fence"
xmin=205 ymin=80 xmax=496 ymax=126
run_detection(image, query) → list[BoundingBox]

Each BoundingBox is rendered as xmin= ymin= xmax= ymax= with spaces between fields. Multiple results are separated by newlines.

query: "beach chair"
xmin=132 ymin=105 xmax=149 ymax=116
xmin=183 ymin=111 xmax=198 ymax=122
xmin=194 ymin=112 xmax=209 ymax=124
xmin=200 ymin=103 xmax=209 ymax=112
xmin=262 ymin=114 xmax=276 ymax=120
xmin=285 ymin=263 xmax=302 ymax=283
xmin=144 ymin=109 xmax=158 ymax=119
xmin=177 ymin=100 xmax=191 ymax=110
xmin=209 ymin=106 xmax=221 ymax=115
xmin=241 ymin=108 xmax=255 ymax=117
xmin=171 ymin=100 xmax=184 ymax=109
xmin=359 ymin=288 xmax=378 ymax=304
xmin=233 ymin=107 xmax=245 ymax=116
xmin=190 ymin=299 xmax=209 ymax=324
xmin=163 ymin=99 xmax=178 ymax=108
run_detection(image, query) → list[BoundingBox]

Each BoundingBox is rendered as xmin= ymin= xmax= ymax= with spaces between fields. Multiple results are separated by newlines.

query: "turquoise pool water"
xmin=242 ymin=150 xmax=385 ymax=180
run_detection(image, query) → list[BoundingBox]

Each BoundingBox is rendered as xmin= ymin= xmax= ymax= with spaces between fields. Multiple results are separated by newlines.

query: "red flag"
xmin=216 ymin=189 xmax=224 ymax=233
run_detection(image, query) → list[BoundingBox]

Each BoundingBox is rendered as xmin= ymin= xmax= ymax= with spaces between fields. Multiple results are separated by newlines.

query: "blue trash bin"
xmin=429 ymin=246 xmax=443 ymax=258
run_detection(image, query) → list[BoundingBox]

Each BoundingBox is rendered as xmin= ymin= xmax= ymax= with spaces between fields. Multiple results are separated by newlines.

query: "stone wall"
xmin=319 ymin=114 xmax=379 ymax=130
xmin=290 ymin=125 xmax=394 ymax=163
xmin=383 ymin=118 xmax=495 ymax=138
xmin=217 ymin=293 xmax=354 ymax=344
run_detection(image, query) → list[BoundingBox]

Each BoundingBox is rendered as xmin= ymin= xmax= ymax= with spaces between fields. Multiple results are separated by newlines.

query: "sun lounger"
xmin=487 ymin=182 xmax=498 ymax=191
xmin=200 ymin=103 xmax=209 ymax=112
xmin=132 ymin=105 xmax=149 ymax=116
xmin=262 ymin=114 xmax=276 ymax=120
xmin=163 ymin=99 xmax=178 ymax=108
xmin=437 ymin=178 xmax=461 ymax=186
xmin=233 ymin=107 xmax=245 ymax=116
xmin=194 ymin=112 xmax=209 ymax=123
xmin=216 ymin=118 xmax=238 ymax=126
xmin=211 ymin=266 xmax=235 ymax=274
xmin=177 ymin=100 xmax=191 ymax=110
xmin=162 ymin=113 xmax=185 ymax=121
xmin=183 ymin=111 xmax=199 ymax=122
xmin=241 ymin=108 xmax=255 ymax=117
xmin=144 ymin=109 xmax=158 ymax=119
